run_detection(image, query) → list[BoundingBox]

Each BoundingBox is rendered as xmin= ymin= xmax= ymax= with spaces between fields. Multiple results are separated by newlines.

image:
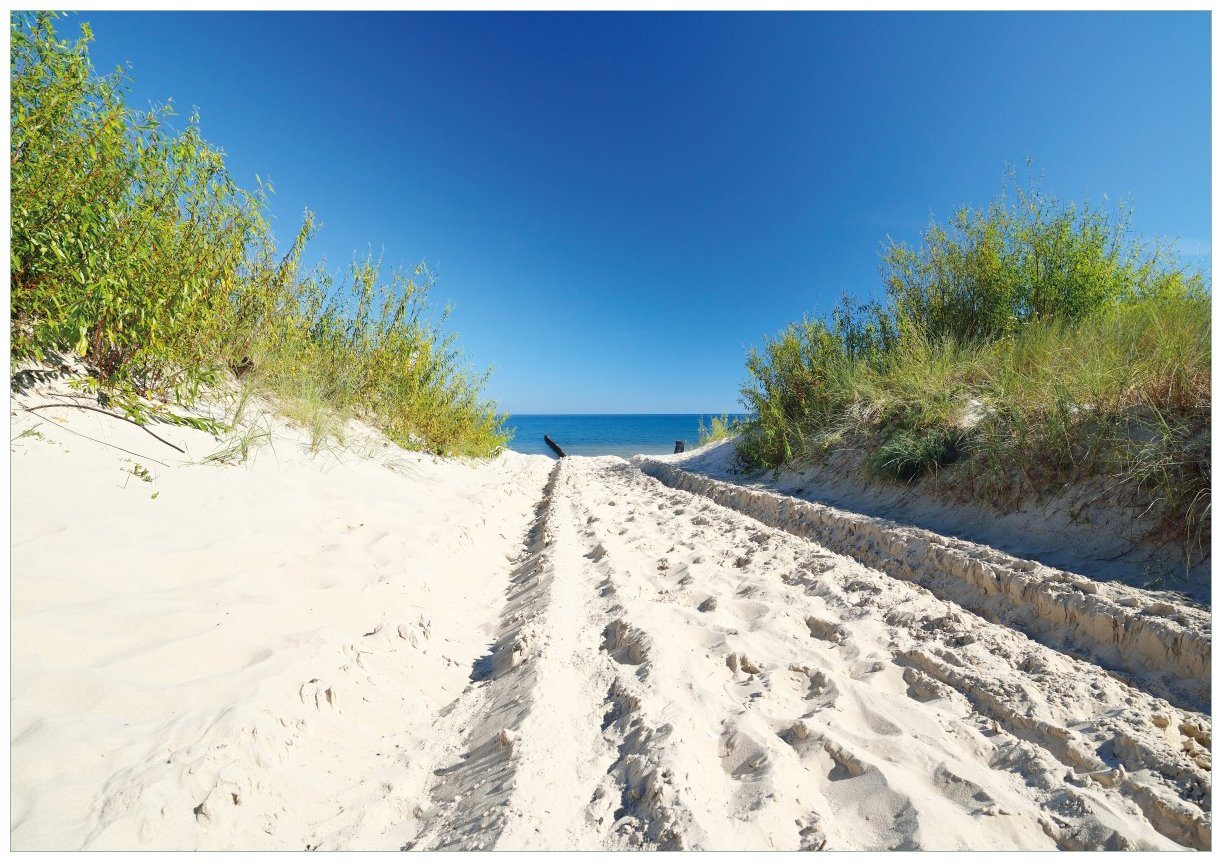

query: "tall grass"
xmin=697 ymin=414 xmax=740 ymax=446
xmin=10 ymin=12 xmax=507 ymax=457
xmin=738 ymin=168 xmax=1210 ymax=557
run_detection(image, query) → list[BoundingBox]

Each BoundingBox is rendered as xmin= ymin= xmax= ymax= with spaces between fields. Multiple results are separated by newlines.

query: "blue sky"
xmin=76 ymin=12 xmax=1210 ymax=413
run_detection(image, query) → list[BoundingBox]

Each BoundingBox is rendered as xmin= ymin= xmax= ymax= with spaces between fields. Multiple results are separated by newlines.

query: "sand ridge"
xmin=635 ymin=453 xmax=1210 ymax=712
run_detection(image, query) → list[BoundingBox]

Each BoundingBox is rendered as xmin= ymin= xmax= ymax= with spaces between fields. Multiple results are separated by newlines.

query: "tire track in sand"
xmin=405 ymin=462 xmax=565 ymax=849
xmin=574 ymin=458 xmax=1207 ymax=850
xmin=408 ymin=457 xmax=1208 ymax=850
xmin=408 ymin=460 xmax=695 ymax=850
xmin=634 ymin=456 xmax=1209 ymax=713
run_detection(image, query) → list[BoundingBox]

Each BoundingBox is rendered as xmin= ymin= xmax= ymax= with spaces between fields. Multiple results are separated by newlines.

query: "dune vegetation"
xmin=738 ymin=169 xmax=1210 ymax=560
xmin=696 ymin=413 xmax=742 ymax=446
xmin=10 ymin=12 xmax=508 ymax=457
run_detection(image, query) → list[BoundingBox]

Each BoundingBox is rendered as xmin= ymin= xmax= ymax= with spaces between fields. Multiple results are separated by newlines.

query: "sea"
xmin=505 ymin=414 xmax=743 ymax=459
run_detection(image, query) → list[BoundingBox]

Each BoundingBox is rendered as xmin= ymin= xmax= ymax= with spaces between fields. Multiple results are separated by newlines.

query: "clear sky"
xmin=74 ymin=12 xmax=1210 ymax=414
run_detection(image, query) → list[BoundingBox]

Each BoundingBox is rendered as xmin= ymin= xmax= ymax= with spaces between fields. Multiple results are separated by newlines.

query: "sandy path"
xmin=407 ymin=457 xmax=1209 ymax=851
xmin=636 ymin=451 xmax=1209 ymax=713
xmin=10 ymin=396 xmax=1210 ymax=850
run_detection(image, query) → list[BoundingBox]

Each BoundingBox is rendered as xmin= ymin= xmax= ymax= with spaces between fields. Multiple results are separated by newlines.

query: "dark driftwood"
xmin=674 ymin=440 xmax=685 ymax=454
xmin=544 ymin=434 xmax=567 ymax=458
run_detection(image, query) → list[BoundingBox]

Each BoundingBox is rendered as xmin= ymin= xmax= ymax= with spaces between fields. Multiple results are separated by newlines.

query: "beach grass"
xmin=737 ymin=168 xmax=1210 ymax=558
xmin=697 ymin=414 xmax=741 ymax=446
xmin=10 ymin=12 xmax=508 ymax=457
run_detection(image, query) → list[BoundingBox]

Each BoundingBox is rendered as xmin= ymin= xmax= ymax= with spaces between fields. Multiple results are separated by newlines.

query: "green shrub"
xmin=880 ymin=165 xmax=1203 ymax=345
xmin=866 ymin=427 xmax=967 ymax=482
xmin=11 ymin=14 xmax=265 ymax=399
xmin=736 ymin=166 xmax=1210 ymax=555
xmin=10 ymin=12 xmax=508 ymax=457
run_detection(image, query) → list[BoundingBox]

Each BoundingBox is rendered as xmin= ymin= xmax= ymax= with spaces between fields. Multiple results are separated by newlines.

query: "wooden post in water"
xmin=544 ymin=434 xmax=567 ymax=458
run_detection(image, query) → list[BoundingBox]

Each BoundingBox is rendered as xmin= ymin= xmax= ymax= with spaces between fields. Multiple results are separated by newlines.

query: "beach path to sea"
xmin=410 ymin=457 xmax=1209 ymax=852
xmin=10 ymin=400 xmax=1210 ymax=851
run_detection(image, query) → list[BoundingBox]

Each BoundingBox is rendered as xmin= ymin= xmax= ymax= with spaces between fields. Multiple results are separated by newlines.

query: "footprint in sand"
xmin=806 ymin=616 xmax=865 ymax=655
xmin=719 ymin=727 xmax=772 ymax=779
xmin=725 ymin=653 xmax=764 ymax=676
xmin=805 ymin=615 xmax=849 ymax=646
xmin=603 ymin=619 xmax=651 ymax=667
xmin=797 ymin=812 xmax=829 ymax=850
xmin=299 ymin=679 xmax=338 ymax=711
xmin=932 ymin=762 xmax=996 ymax=812
xmin=728 ymin=599 xmax=772 ymax=628
xmin=813 ymin=741 xmax=921 ymax=849
xmin=901 ymin=666 xmax=955 ymax=703
xmin=585 ymin=543 xmax=608 ymax=562
xmin=788 ymin=664 xmax=839 ymax=712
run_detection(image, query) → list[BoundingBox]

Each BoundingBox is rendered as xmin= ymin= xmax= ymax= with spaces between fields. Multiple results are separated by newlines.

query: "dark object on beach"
xmin=674 ymin=440 xmax=685 ymax=454
xmin=544 ymin=434 xmax=567 ymax=458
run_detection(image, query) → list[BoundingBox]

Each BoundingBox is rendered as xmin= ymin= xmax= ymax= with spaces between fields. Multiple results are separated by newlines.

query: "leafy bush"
xmin=11 ymin=14 xmax=266 ymax=398
xmin=737 ymin=167 xmax=1210 ymax=555
xmin=10 ymin=12 xmax=507 ymax=457
xmin=881 ymin=166 xmax=1202 ymax=345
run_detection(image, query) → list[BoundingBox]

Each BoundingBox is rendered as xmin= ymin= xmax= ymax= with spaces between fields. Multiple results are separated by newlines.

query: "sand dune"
xmin=10 ymin=389 xmax=551 ymax=850
xmin=9 ymin=393 xmax=1211 ymax=850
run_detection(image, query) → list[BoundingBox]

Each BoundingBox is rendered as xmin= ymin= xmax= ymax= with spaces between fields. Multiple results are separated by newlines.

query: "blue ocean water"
xmin=505 ymin=414 xmax=743 ymax=458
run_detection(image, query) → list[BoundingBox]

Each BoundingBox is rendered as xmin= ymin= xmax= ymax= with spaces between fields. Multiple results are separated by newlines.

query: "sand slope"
xmin=10 ymin=392 xmax=551 ymax=850
xmin=10 ymin=398 xmax=1211 ymax=850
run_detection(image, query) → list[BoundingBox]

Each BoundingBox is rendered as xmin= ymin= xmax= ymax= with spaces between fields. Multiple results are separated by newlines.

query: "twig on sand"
xmin=21 ymin=402 xmax=186 ymax=454
xmin=17 ymin=416 xmax=172 ymax=468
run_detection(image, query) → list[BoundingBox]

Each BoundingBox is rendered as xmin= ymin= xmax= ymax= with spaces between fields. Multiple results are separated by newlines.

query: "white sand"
xmin=10 ymin=386 xmax=551 ymax=850
xmin=656 ymin=437 xmax=1210 ymax=602
xmin=9 ymin=391 xmax=1212 ymax=850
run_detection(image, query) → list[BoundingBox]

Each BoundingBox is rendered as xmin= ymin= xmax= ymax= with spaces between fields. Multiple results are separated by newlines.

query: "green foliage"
xmin=10 ymin=12 xmax=507 ymax=457
xmin=738 ymin=315 xmax=856 ymax=465
xmin=11 ymin=13 xmax=265 ymax=396
xmin=880 ymin=165 xmax=1204 ymax=345
xmin=244 ymin=250 xmax=509 ymax=457
xmin=737 ymin=167 xmax=1210 ymax=553
xmin=866 ymin=426 xmax=966 ymax=482
xmin=697 ymin=414 xmax=740 ymax=446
